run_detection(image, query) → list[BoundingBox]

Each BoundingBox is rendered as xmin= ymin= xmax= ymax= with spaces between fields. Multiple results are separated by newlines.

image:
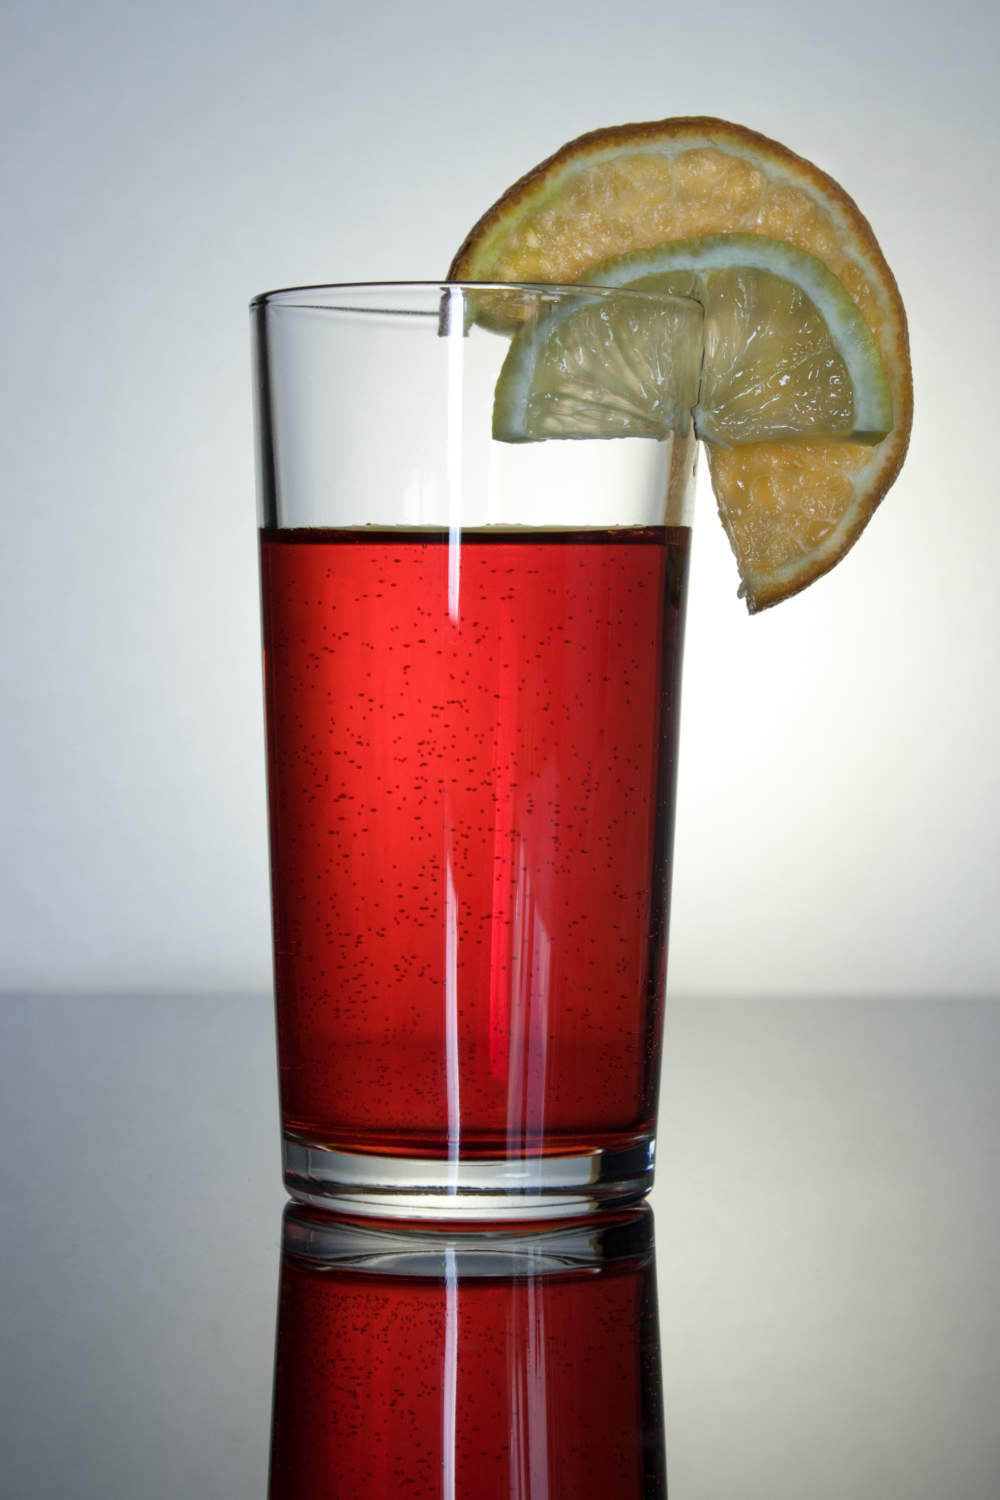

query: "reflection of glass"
xmin=253 ymin=283 xmax=699 ymax=1216
xmin=269 ymin=1203 xmax=666 ymax=1498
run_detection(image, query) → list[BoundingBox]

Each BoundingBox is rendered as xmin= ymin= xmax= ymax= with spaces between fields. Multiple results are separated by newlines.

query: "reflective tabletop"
xmin=3 ymin=992 xmax=999 ymax=1498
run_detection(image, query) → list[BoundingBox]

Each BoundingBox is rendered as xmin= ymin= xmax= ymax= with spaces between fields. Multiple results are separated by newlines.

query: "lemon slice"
xmin=450 ymin=117 xmax=912 ymax=610
xmin=495 ymin=233 xmax=893 ymax=448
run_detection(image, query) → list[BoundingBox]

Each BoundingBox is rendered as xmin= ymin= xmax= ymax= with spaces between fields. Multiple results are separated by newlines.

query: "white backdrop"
xmin=2 ymin=0 xmax=998 ymax=997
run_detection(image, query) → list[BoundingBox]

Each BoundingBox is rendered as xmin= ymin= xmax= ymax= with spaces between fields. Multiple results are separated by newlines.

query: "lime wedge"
xmin=493 ymin=233 xmax=893 ymax=447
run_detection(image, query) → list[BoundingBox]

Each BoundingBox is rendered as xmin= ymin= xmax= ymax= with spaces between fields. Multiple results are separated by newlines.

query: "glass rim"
xmin=250 ymin=278 xmax=702 ymax=313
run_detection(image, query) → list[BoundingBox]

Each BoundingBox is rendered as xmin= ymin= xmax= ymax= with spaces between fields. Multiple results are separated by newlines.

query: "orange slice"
xmin=449 ymin=117 xmax=912 ymax=610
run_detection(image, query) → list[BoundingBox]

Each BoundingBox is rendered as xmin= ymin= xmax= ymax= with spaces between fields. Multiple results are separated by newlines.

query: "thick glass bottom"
xmin=283 ymin=1134 xmax=655 ymax=1220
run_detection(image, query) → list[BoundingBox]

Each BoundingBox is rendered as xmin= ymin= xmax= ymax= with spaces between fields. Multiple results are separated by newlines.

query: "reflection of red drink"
xmin=261 ymin=526 xmax=688 ymax=1160
xmin=269 ymin=1207 xmax=665 ymax=1500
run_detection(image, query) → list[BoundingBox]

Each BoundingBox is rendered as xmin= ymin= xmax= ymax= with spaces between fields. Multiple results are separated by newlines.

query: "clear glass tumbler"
xmin=252 ymin=282 xmax=700 ymax=1217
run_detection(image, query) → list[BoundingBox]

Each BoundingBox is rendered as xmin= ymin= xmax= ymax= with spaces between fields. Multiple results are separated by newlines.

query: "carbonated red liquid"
xmin=269 ymin=1211 xmax=665 ymax=1500
xmin=260 ymin=526 xmax=689 ymax=1158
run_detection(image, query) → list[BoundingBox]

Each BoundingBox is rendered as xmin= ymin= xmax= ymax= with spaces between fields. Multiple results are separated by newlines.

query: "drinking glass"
xmin=252 ymin=282 xmax=700 ymax=1217
xmin=269 ymin=1203 xmax=665 ymax=1499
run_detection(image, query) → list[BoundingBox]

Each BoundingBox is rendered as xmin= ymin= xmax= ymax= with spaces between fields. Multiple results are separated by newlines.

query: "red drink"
xmin=260 ymin=526 xmax=689 ymax=1163
xmin=269 ymin=1207 xmax=665 ymax=1500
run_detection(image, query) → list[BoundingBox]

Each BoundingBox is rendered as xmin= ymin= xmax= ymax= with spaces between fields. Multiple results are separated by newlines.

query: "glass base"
xmin=282 ymin=1134 xmax=655 ymax=1220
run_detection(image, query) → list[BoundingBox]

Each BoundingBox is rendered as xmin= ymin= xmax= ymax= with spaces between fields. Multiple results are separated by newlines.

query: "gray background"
xmin=3 ymin=0 xmax=998 ymax=999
